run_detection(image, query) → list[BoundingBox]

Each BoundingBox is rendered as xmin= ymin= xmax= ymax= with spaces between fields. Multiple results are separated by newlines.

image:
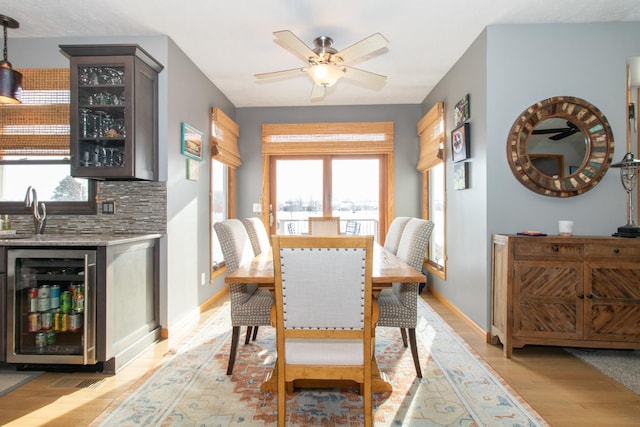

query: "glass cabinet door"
xmin=6 ymin=249 xmax=96 ymax=365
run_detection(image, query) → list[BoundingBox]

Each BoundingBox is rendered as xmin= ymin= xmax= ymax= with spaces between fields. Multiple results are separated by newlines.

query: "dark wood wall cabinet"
xmin=491 ymin=234 xmax=640 ymax=357
xmin=60 ymin=44 xmax=164 ymax=181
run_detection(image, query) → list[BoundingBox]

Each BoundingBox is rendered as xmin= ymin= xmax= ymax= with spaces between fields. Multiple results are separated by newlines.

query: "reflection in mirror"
xmin=628 ymin=56 xmax=640 ymax=153
xmin=528 ymin=118 xmax=588 ymax=178
xmin=507 ymin=96 xmax=614 ymax=198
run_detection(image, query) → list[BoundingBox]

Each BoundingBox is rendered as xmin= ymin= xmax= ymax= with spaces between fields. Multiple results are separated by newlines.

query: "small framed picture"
xmin=181 ymin=122 xmax=204 ymax=162
xmin=454 ymin=94 xmax=470 ymax=127
xmin=453 ymin=162 xmax=469 ymax=190
xmin=451 ymin=122 xmax=470 ymax=163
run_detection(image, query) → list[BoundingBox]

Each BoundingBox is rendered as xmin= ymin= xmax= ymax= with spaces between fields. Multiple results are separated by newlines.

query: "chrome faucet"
xmin=24 ymin=186 xmax=46 ymax=234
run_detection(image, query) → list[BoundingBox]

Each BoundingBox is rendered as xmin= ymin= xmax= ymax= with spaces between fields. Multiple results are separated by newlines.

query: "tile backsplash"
xmin=10 ymin=181 xmax=167 ymax=235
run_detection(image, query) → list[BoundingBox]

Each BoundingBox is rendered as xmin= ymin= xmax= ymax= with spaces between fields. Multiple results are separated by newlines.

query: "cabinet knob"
xmin=587 ymin=294 xmax=594 ymax=299
xmin=578 ymin=293 xmax=584 ymax=299
xmin=613 ymin=248 xmax=620 ymax=254
xmin=551 ymin=245 xmax=559 ymax=252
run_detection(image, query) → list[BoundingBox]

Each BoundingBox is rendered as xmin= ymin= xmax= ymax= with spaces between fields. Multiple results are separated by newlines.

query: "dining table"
xmin=225 ymin=241 xmax=426 ymax=393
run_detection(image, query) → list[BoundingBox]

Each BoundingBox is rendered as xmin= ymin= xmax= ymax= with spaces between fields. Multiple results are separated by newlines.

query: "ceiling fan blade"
xmin=254 ymin=67 xmax=307 ymax=79
xmin=337 ymin=33 xmax=389 ymax=63
xmin=273 ymin=30 xmax=316 ymax=62
xmin=550 ymin=128 xmax=579 ymax=141
xmin=310 ymin=83 xmax=325 ymax=101
xmin=342 ymin=66 xmax=387 ymax=88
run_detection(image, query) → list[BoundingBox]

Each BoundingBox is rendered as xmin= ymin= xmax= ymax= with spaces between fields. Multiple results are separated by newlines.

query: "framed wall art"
xmin=454 ymin=94 xmax=470 ymax=126
xmin=181 ymin=122 xmax=204 ymax=161
xmin=453 ymin=162 xmax=469 ymax=190
xmin=451 ymin=122 xmax=470 ymax=163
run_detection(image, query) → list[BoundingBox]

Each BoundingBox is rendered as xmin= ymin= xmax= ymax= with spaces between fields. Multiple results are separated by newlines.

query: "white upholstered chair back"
xmin=308 ymin=216 xmax=340 ymax=235
xmin=272 ymin=235 xmax=374 ymax=426
xmin=384 ymin=216 xmax=412 ymax=255
xmin=241 ymin=217 xmax=271 ymax=256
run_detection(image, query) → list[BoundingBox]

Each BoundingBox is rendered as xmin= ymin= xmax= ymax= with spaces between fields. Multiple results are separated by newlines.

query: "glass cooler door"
xmin=6 ymin=249 xmax=96 ymax=365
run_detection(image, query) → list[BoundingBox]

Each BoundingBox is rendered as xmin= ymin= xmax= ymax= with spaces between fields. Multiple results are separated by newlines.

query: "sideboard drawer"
xmin=585 ymin=244 xmax=640 ymax=257
xmin=514 ymin=242 xmax=583 ymax=258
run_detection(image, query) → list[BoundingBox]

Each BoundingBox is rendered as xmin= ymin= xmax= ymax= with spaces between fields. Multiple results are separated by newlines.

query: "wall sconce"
xmin=0 ymin=14 xmax=22 ymax=104
xmin=612 ymin=152 xmax=640 ymax=237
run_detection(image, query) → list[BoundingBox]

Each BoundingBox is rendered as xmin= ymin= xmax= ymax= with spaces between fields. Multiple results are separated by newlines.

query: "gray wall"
xmin=421 ymin=31 xmax=488 ymax=329
xmin=423 ymin=23 xmax=640 ymax=330
xmin=234 ymin=105 xmax=423 ymax=221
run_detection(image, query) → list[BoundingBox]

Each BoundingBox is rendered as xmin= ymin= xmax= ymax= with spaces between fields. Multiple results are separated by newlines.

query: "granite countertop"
xmin=0 ymin=233 xmax=163 ymax=247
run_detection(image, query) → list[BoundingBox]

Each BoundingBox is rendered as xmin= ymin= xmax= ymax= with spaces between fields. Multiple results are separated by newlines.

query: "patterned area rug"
xmin=91 ymin=300 xmax=548 ymax=426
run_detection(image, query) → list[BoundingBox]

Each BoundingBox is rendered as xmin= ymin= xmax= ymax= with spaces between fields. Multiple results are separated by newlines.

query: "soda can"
xmin=60 ymin=313 xmax=69 ymax=332
xmin=37 ymin=295 xmax=51 ymax=312
xmin=46 ymin=330 xmax=56 ymax=345
xmin=50 ymin=285 xmax=60 ymax=309
xmin=69 ymin=313 xmax=83 ymax=332
xmin=53 ymin=312 xmax=61 ymax=332
xmin=41 ymin=311 xmax=53 ymax=330
xmin=60 ymin=291 xmax=71 ymax=314
xmin=35 ymin=332 xmax=46 ymax=349
xmin=27 ymin=313 xmax=40 ymax=332
xmin=38 ymin=284 xmax=50 ymax=299
xmin=28 ymin=288 xmax=38 ymax=312
xmin=75 ymin=290 xmax=84 ymax=313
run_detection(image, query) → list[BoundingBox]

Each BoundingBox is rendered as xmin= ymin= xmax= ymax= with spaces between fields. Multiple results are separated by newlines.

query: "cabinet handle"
xmin=551 ymin=245 xmax=559 ymax=252
xmin=577 ymin=293 xmax=584 ymax=299
xmin=613 ymin=248 xmax=620 ymax=254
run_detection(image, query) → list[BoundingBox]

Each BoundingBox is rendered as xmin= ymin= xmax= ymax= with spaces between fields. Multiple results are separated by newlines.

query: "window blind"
xmin=0 ymin=68 xmax=70 ymax=156
xmin=417 ymin=102 xmax=445 ymax=172
xmin=211 ymin=107 xmax=241 ymax=167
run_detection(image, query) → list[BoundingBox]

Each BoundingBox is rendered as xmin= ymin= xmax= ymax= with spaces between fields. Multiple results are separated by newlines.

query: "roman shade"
xmin=416 ymin=102 xmax=445 ymax=172
xmin=211 ymin=107 xmax=241 ymax=167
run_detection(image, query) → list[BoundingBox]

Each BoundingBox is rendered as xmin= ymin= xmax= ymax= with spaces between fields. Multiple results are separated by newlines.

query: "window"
xmin=418 ymin=103 xmax=446 ymax=278
xmin=273 ymin=156 xmax=381 ymax=238
xmin=0 ymin=69 xmax=96 ymax=215
xmin=262 ymin=122 xmax=393 ymax=242
xmin=210 ymin=159 xmax=228 ymax=271
xmin=210 ymin=108 xmax=240 ymax=277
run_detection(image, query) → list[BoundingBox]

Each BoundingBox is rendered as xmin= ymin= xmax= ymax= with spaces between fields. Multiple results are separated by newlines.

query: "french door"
xmin=271 ymin=156 xmax=381 ymax=239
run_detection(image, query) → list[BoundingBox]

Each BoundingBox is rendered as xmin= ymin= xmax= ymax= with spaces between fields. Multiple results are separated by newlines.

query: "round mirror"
xmin=507 ymin=96 xmax=615 ymax=197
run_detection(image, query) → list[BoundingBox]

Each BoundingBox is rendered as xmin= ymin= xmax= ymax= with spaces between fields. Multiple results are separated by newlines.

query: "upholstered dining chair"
xmin=241 ymin=217 xmax=271 ymax=256
xmin=377 ymin=218 xmax=434 ymax=378
xmin=272 ymin=235 xmax=374 ymax=427
xmin=214 ymin=219 xmax=274 ymax=375
xmin=308 ymin=216 xmax=340 ymax=235
xmin=383 ymin=216 xmax=412 ymax=255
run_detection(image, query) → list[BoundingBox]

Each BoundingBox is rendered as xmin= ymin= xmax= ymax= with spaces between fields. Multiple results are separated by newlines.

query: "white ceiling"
xmin=2 ymin=0 xmax=640 ymax=107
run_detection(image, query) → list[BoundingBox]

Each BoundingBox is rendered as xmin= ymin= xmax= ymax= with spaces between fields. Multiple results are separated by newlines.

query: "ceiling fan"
xmin=254 ymin=30 xmax=389 ymax=100
xmin=531 ymin=120 xmax=579 ymax=140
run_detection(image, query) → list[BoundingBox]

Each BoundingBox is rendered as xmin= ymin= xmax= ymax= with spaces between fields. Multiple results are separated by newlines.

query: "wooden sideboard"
xmin=490 ymin=234 xmax=640 ymax=357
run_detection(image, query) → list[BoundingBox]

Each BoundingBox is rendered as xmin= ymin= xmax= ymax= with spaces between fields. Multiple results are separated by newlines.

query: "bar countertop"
xmin=0 ymin=233 xmax=163 ymax=247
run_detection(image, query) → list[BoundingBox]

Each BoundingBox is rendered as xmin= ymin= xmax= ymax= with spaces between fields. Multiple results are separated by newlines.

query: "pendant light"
xmin=0 ymin=14 xmax=22 ymax=104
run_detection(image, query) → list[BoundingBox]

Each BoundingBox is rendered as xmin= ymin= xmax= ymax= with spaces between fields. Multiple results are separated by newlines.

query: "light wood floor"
xmin=0 ymin=292 xmax=639 ymax=426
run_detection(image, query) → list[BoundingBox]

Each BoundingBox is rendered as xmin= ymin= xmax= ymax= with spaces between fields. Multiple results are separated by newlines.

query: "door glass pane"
xmin=275 ymin=159 xmax=323 ymax=235
xmin=332 ymin=158 xmax=379 ymax=238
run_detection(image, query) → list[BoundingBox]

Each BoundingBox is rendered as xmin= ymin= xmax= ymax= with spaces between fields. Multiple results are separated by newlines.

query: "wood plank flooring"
xmin=0 ymin=291 xmax=638 ymax=426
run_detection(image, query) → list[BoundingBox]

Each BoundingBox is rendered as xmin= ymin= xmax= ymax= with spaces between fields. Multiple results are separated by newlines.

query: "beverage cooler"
xmin=6 ymin=249 xmax=97 ymax=365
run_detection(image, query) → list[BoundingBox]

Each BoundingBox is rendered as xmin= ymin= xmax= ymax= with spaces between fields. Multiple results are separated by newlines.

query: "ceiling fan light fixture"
xmin=0 ymin=14 xmax=22 ymax=104
xmin=307 ymin=63 xmax=343 ymax=87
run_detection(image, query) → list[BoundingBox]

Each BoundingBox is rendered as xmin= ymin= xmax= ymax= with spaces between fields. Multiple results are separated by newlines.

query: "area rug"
xmin=0 ymin=369 xmax=43 ymax=397
xmin=565 ymin=348 xmax=640 ymax=395
xmin=91 ymin=300 xmax=548 ymax=426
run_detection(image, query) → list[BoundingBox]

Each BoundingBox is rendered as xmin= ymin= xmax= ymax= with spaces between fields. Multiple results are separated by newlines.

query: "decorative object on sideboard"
xmin=611 ymin=152 xmax=640 ymax=238
xmin=507 ymin=96 xmax=614 ymax=197
xmin=0 ymin=14 xmax=22 ymax=104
